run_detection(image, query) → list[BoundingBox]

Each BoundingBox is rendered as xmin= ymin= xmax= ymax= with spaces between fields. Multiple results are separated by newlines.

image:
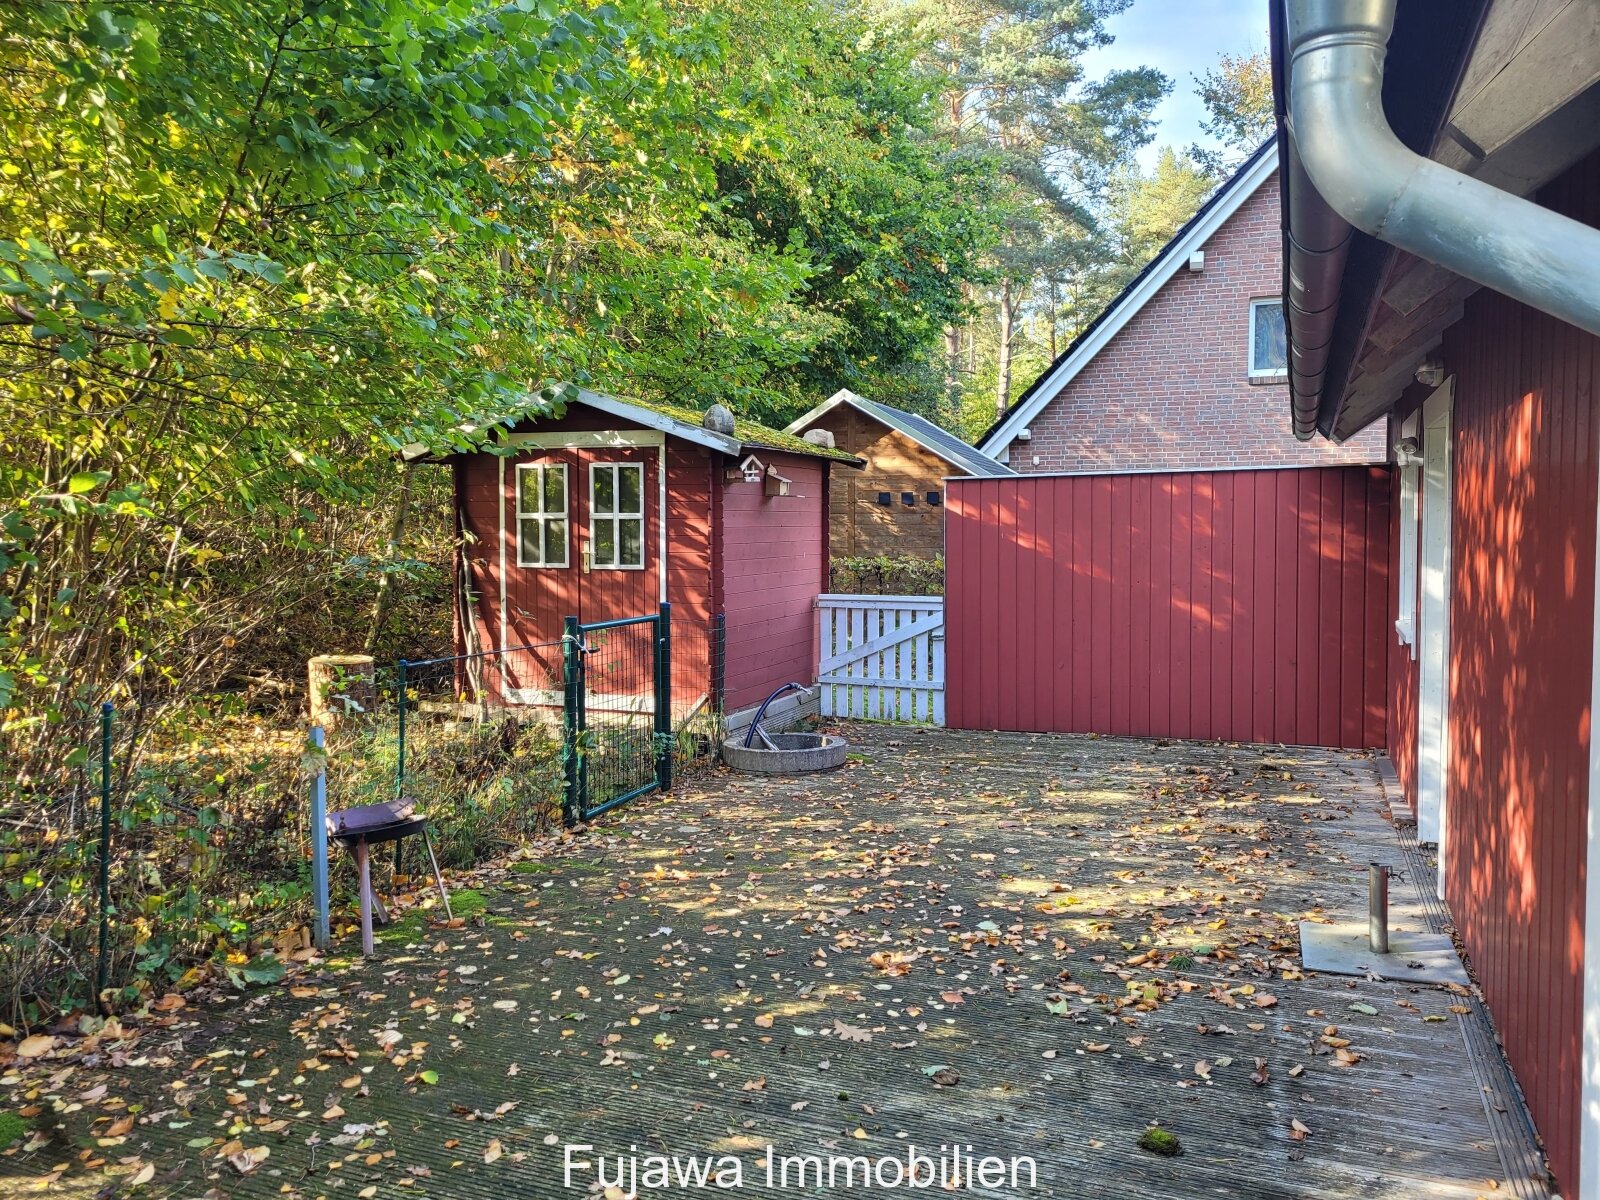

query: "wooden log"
xmin=308 ymin=654 xmax=376 ymax=723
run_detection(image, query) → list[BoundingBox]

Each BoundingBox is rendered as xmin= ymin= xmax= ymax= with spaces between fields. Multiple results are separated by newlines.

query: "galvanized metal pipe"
xmin=1283 ymin=0 xmax=1600 ymax=439
xmin=1368 ymin=862 xmax=1390 ymax=955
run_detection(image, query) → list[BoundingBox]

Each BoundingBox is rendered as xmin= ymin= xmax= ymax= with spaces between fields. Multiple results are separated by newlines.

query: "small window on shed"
xmin=590 ymin=462 xmax=645 ymax=570
xmin=1249 ymin=298 xmax=1288 ymax=378
xmin=877 ymin=492 xmax=892 ymax=506
xmin=927 ymin=491 xmax=942 ymax=506
xmin=515 ymin=463 xmax=569 ymax=568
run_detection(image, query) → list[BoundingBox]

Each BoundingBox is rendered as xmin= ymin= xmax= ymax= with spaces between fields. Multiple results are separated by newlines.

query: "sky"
xmin=1081 ymin=0 xmax=1271 ymax=170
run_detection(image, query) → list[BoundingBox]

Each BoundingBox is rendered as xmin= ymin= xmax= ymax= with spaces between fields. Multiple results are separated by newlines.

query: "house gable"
xmin=979 ymin=148 xmax=1386 ymax=473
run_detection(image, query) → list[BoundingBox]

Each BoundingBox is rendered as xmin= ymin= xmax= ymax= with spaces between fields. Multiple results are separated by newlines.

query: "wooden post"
xmin=308 ymin=654 xmax=376 ymax=724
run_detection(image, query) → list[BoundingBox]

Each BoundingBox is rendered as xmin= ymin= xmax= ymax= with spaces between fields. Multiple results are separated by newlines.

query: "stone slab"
xmin=1300 ymin=919 xmax=1470 ymax=985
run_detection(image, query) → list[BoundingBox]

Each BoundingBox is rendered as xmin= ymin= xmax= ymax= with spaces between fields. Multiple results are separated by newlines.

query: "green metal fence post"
xmin=561 ymin=617 xmax=581 ymax=826
xmin=95 ymin=702 xmax=113 ymax=1001
xmin=655 ymin=602 xmax=673 ymax=793
xmin=395 ymin=658 xmax=408 ymax=797
xmin=712 ymin=612 xmax=726 ymax=714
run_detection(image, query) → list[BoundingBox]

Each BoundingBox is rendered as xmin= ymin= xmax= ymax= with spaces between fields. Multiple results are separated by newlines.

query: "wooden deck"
xmin=0 ymin=726 xmax=1548 ymax=1198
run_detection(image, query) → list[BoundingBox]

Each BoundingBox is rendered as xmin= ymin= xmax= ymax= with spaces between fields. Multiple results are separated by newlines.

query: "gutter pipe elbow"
xmin=1283 ymin=0 xmax=1600 ymax=439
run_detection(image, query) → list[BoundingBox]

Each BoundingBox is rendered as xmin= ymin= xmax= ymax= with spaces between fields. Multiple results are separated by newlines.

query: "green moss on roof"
xmin=636 ymin=396 xmax=860 ymax=462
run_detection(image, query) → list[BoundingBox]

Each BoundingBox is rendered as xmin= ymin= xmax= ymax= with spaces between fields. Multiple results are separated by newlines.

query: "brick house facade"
xmin=979 ymin=145 xmax=1386 ymax=473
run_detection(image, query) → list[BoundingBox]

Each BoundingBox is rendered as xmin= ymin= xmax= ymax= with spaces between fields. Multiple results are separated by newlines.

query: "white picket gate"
xmin=816 ymin=594 xmax=945 ymax=725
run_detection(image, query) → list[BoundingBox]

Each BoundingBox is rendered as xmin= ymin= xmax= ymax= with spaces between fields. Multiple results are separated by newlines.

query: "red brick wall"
xmin=1010 ymin=172 xmax=1386 ymax=473
xmin=718 ymin=451 xmax=827 ymax=712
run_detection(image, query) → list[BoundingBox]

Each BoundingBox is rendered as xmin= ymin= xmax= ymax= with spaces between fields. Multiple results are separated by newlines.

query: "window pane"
xmin=544 ymin=467 xmax=565 ymax=514
xmin=619 ymin=517 xmax=643 ymax=566
xmin=544 ymin=518 xmax=567 ymax=566
xmin=593 ymin=467 xmax=614 ymax=515
xmin=517 ymin=467 xmax=536 ymax=516
xmin=518 ymin=517 xmax=542 ymax=565
xmin=594 ymin=519 xmax=615 ymax=565
xmin=618 ymin=464 xmax=642 ymax=514
xmin=1252 ymin=301 xmax=1287 ymax=372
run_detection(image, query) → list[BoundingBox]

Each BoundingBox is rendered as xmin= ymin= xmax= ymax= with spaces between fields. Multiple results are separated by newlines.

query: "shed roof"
xmin=403 ymin=383 xmax=862 ymax=465
xmin=785 ymin=390 xmax=1016 ymax=478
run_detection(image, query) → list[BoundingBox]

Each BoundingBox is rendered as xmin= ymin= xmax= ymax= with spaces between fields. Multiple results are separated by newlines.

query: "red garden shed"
xmin=446 ymin=385 xmax=859 ymax=732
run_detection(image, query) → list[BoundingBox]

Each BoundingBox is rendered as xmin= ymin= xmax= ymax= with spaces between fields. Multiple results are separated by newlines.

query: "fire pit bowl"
xmin=722 ymin=732 xmax=848 ymax=774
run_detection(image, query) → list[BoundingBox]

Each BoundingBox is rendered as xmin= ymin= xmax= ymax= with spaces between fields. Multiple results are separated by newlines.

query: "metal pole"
xmin=561 ymin=617 xmax=581 ymax=826
xmin=655 ymin=602 xmax=673 ymax=793
xmin=309 ymin=726 xmax=330 ymax=950
xmin=712 ymin=612 xmax=726 ymax=715
xmin=395 ymin=658 xmax=408 ymax=797
xmin=1368 ymin=862 xmax=1390 ymax=955
xmin=95 ymin=702 xmax=113 ymax=1000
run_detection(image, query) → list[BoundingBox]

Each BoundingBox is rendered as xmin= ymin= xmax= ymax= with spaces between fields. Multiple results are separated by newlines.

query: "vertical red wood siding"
xmin=945 ymin=467 xmax=1390 ymax=747
xmin=1429 ymin=153 xmax=1600 ymax=1196
xmin=452 ymin=406 xmax=717 ymax=704
xmin=718 ymin=451 xmax=827 ymax=713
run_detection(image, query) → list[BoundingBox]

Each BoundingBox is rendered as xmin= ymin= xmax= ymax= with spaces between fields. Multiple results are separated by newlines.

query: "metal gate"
xmin=562 ymin=604 xmax=672 ymax=824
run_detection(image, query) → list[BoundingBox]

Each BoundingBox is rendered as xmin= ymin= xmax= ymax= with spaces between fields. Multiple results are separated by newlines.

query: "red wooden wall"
xmin=945 ymin=467 xmax=1391 ymax=747
xmin=1434 ymin=161 xmax=1600 ymax=1195
xmin=717 ymin=452 xmax=828 ymax=713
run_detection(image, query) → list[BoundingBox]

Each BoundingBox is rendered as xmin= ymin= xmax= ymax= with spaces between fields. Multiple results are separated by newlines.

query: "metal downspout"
xmin=1283 ymin=0 xmax=1600 ymax=440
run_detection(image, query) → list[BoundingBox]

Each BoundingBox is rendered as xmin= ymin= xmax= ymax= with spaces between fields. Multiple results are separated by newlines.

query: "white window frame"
xmin=588 ymin=461 xmax=646 ymax=571
xmin=1248 ymin=297 xmax=1289 ymax=379
xmin=1394 ymin=410 xmax=1420 ymax=655
xmin=514 ymin=462 xmax=569 ymax=568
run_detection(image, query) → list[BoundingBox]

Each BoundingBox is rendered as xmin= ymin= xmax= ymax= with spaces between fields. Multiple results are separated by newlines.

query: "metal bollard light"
xmin=1368 ymin=862 xmax=1391 ymax=955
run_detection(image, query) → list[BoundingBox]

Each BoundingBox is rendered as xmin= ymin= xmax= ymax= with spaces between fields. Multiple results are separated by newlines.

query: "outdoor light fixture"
xmin=1393 ymin=436 xmax=1421 ymax=468
xmin=1414 ymin=358 xmax=1445 ymax=388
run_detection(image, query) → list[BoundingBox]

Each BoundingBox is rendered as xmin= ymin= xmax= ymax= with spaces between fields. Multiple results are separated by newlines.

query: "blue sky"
xmin=1082 ymin=0 xmax=1271 ymax=169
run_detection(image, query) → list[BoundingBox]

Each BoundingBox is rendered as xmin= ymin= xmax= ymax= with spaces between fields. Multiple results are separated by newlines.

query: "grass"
xmin=0 ymin=1111 xmax=26 ymax=1148
xmin=377 ymin=888 xmax=487 ymax=945
xmin=510 ymin=858 xmax=607 ymax=875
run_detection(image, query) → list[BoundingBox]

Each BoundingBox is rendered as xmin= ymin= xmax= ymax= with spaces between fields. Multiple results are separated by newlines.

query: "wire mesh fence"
xmin=391 ymin=609 xmax=726 ymax=824
xmin=0 ymin=611 xmax=727 ymax=1021
xmin=0 ymin=700 xmax=321 ymax=1022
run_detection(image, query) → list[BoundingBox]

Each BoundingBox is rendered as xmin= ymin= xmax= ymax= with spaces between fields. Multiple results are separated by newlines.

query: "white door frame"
xmin=496 ymin=433 xmax=670 ymax=705
xmin=1416 ymin=379 xmax=1453 ymax=890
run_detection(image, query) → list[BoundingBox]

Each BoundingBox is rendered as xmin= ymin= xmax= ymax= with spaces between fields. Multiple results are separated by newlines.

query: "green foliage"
xmin=1191 ymin=49 xmax=1275 ymax=174
xmin=829 ymin=554 xmax=944 ymax=596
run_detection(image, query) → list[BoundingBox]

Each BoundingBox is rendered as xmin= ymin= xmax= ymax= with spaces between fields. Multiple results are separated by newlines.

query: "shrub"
xmin=829 ymin=554 xmax=944 ymax=596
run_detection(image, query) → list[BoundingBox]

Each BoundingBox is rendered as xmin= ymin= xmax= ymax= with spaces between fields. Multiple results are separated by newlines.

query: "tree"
xmin=1105 ymin=146 xmax=1218 ymax=275
xmin=1190 ymin=49 xmax=1274 ymax=175
xmin=877 ymin=0 xmax=1167 ymax=417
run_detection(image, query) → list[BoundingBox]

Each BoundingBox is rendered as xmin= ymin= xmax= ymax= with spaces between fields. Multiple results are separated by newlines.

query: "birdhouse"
xmin=763 ymin=466 xmax=792 ymax=497
xmin=735 ymin=455 xmax=765 ymax=484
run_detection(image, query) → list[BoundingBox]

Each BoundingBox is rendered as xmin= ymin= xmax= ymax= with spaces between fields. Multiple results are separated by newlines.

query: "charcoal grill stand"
xmin=328 ymin=801 xmax=452 ymax=956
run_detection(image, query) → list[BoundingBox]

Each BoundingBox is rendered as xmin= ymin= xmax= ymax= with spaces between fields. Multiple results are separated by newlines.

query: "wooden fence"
xmin=816 ymin=595 xmax=945 ymax=724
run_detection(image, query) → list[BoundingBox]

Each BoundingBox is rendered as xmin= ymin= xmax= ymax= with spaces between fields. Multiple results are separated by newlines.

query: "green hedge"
xmin=828 ymin=555 xmax=944 ymax=596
